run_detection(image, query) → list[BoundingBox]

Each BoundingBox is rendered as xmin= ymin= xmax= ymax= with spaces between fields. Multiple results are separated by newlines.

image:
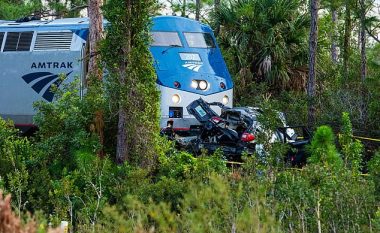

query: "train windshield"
xmin=151 ymin=31 xmax=182 ymax=47
xmin=184 ymin=32 xmax=215 ymax=48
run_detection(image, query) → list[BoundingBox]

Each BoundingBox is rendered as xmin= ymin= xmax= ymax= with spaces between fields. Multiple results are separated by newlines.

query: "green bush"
xmin=339 ymin=112 xmax=363 ymax=172
xmin=92 ymin=174 xmax=281 ymax=233
xmin=368 ymin=152 xmax=380 ymax=200
xmin=308 ymin=125 xmax=343 ymax=169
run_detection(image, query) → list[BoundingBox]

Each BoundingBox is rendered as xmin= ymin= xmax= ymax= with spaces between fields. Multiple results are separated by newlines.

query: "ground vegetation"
xmin=0 ymin=0 xmax=379 ymax=232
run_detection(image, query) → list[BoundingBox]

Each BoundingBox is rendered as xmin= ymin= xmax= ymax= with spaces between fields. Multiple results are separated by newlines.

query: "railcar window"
xmin=151 ymin=31 xmax=182 ymax=47
xmin=0 ymin=32 xmax=4 ymax=50
xmin=184 ymin=32 xmax=215 ymax=48
xmin=3 ymin=31 xmax=33 ymax=52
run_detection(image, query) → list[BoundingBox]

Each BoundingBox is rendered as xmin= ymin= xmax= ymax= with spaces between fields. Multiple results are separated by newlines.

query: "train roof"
xmin=0 ymin=16 xmax=212 ymax=32
xmin=0 ymin=18 xmax=90 ymax=31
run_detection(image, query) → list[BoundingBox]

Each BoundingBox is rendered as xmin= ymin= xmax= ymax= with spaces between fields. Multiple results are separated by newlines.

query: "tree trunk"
xmin=116 ymin=0 xmax=132 ymax=163
xmin=360 ymin=0 xmax=367 ymax=125
xmin=181 ymin=0 xmax=186 ymax=17
xmin=343 ymin=0 xmax=351 ymax=80
xmin=214 ymin=0 xmax=221 ymax=36
xmin=88 ymin=0 xmax=104 ymax=157
xmin=307 ymin=0 xmax=319 ymax=128
xmin=88 ymin=0 xmax=103 ymax=80
xmin=331 ymin=9 xmax=338 ymax=64
xmin=358 ymin=26 xmax=361 ymax=49
xmin=360 ymin=0 xmax=366 ymax=84
xmin=316 ymin=189 xmax=322 ymax=233
xmin=195 ymin=0 xmax=201 ymax=21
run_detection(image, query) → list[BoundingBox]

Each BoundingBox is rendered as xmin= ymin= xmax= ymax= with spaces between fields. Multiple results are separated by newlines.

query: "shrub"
xmin=0 ymin=191 xmax=60 ymax=233
xmin=92 ymin=175 xmax=281 ymax=233
xmin=339 ymin=112 xmax=363 ymax=172
xmin=368 ymin=152 xmax=380 ymax=200
xmin=307 ymin=125 xmax=343 ymax=169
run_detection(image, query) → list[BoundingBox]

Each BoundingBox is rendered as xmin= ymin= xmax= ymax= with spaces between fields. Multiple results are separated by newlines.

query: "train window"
xmin=3 ymin=31 xmax=33 ymax=52
xmin=184 ymin=32 xmax=215 ymax=48
xmin=151 ymin=31 xmax=182 ymax=47
xmin=0 ymin=32 xmax=4 ymax=50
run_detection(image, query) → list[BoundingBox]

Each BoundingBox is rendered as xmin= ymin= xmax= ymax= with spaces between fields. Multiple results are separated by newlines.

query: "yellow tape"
xmin=223 ymin=162 xmax=369 ymax=176
xmin=225 ymin=161 xmax=245 ymax=165
xmin=352 ymin=135 xmax=380 ymax=142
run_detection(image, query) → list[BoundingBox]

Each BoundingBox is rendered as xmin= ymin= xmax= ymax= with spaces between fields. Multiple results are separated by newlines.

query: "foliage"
xmin=0 ymin=0 xmax=42 ymax=20
xmin=273 ymin=124 xmax=375 ymax=233
xmin=1 ymin=102 xmax=379 ymax=232
xmin=368 ymin=151 xmax=380 ymax=200
xmin=0 ymin=191 xmax=36 ymax=233
xmin=0 ymin=191 xmax=61 ymax=233
xmin=0 ymin=0 xmax=88 ymax=20
xmin=91 ymin=174 xmax=281 ymax=233
xmin=339 ymin=112 xmax=363 ymax=172
xmin=0 ymin=118 xmax=33 ymax=215
xmin=157 ymin=147 xmax=227 ymax=180
xmin=373 ymin=207 xmax=380 ymax=232
xmin=33 ymin=78 xmax=101 ymax=177
xmin=44 ymin=0 xmax=87 ymax=18
xmin=366 ymin=43 xmax=380 ymax=129
xmin=165 ymin=0 xmax=213 ymax=19
xmin=307 ymin=125 xmax=343 ymax=169
xmin=274 ymin=166 xmax=376 ymax=232
xmin=213 ymin=0 xmax=309 ymax=92
xmin=101 ymin=0 xmax=160 ymax=165
xmin=1 ymin=1 xmax=380 ymax=232
xmin=0 ymin=118 xmax=19 ymax=172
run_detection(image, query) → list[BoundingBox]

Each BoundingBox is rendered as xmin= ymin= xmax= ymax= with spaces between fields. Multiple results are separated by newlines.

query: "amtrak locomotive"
xmin=0 ymin=16 xmax=233 ymax=132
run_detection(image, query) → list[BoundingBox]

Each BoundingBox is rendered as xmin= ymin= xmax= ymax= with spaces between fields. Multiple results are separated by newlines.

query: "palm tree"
xmin=214 ymin=0 xmax=221 ymax=35
xmin=212 ymin=0 xmax=309 ymax=92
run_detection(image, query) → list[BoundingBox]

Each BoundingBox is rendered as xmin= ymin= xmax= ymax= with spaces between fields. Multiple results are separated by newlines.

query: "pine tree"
xmin=195 ymin=0 xmax=201 ymax=20
xmin=102 ymin=0 xmax=160 ymax=165
xmin=307 ymin=0 xmax=319 ymax=128
xmin=87 ymin=0 xmax=105 ymax=157
xmin=343 ymin=0 xmax=352 ymax=80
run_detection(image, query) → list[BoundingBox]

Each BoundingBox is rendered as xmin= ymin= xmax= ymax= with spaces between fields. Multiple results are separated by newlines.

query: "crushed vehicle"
xmin=162 ymin=98 xmax=312 ymax=165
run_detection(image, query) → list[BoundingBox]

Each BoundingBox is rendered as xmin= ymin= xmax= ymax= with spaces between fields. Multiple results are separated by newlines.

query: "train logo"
xmin=182 ymin=62 xmax=203 ymax=72
xmin=21 ymin=71 xmax=72 ymax=102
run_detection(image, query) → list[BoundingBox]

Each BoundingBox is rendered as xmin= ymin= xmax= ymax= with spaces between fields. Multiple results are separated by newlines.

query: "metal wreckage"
xmin=162 ymin=98 xmax=312 ymax=166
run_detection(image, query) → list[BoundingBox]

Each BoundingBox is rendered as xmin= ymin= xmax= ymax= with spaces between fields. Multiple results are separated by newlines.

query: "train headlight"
xmin=222 ymin=95 xmax=229 ymax=105
xmin=172 ymin=94 xmax=181 ymax=104
xmin=191 ymin=80 xmax=198 ymax=89
xmin=199 ymin=80 xmax=208 ymax=90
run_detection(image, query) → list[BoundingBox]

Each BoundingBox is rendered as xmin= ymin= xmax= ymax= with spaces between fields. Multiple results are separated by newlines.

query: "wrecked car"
xmin=162 ymin=98 xmax=312 ymax=165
